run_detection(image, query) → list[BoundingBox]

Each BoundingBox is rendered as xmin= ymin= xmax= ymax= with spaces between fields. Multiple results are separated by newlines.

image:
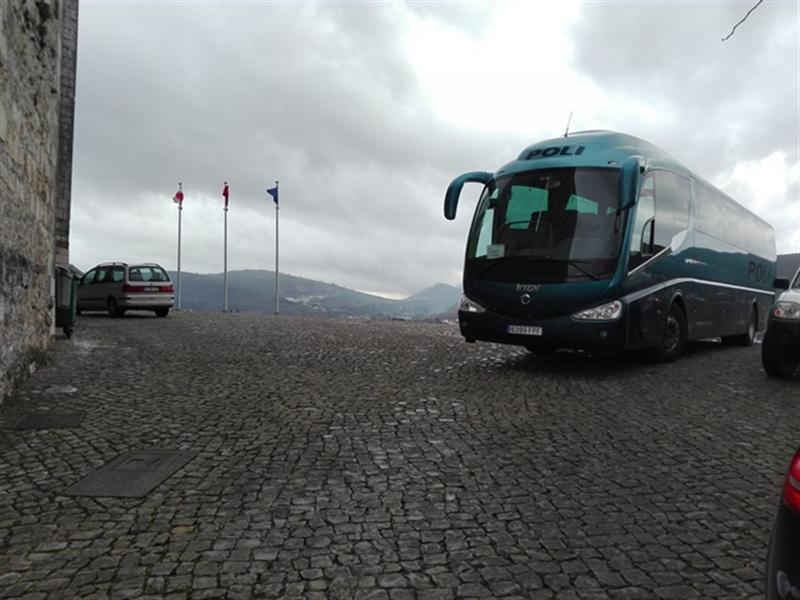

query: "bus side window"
xmin=468 ymin=187 xmax=498 ymax=258
xmin=653 ymin=171 xmax=690 ymax=251
xmin=473 ymin=207 xmax=495 ymax=258
xmin=629 ymin=174 xmax=655 ymax=270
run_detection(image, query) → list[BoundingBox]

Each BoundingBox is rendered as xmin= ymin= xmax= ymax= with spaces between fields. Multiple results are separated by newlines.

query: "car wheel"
xmin=762 ymin=328 xmax=800 ymax=377
xmin=107 ymin=297 xmax=122 ymax=318
xmin=722 ymin=305 xmax=757 ymax=346
xmin=155 ymin=308 xmax=169 ymax=318
xmin=651 ymin=302 xmax=687 ymax=362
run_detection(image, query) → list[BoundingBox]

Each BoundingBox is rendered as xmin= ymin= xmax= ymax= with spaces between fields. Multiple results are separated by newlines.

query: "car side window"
xmin=94 ymin=268 xmax=110 ymax=284
xmin=82 ymin=270 xmax=96 ymax=285
xmin=111 ymin=267 xmax=124 ymax=283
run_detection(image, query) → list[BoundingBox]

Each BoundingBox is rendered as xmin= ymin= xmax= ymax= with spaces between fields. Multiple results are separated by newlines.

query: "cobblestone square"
xmin=1 ymin=313 xmax=797 ymax=599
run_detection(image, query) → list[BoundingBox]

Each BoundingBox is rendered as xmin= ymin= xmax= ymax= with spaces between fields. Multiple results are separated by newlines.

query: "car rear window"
xmin=129 ymin=266 xmax=170 ymax=282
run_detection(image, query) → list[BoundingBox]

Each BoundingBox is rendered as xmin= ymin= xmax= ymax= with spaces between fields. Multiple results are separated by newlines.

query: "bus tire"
xmin=524 ymin=344 xmax=554 ymax=355
xmin=722 ymin=305 xmax=757 ymax=346
xmin=762 ymin=329 xmax=799 ymax=377
xmin=651 ymin=302 xmax=687 ymax=362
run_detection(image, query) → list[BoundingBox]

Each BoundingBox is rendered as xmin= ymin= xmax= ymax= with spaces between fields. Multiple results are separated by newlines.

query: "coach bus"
xmin=444 ymin=130 xmax=776 ymax=361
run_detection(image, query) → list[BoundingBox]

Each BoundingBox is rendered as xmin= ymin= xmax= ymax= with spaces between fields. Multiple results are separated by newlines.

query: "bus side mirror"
xmin=773 ymin=278 xmax=790 ymax=290
xmin=618 ymin=156 xmax=643 ymax=210
xmin=444 ymin=171 xmax=492 ymax=220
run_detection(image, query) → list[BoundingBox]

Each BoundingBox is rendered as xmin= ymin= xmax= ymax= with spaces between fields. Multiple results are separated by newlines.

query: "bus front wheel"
xmin=524 ymin=344 xmax=555 ymax=355
xmin=651 ymin=303 xmax=687 ymax=362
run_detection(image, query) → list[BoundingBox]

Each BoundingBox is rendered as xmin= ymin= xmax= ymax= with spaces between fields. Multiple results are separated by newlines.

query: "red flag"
xmin=222 ymin=182 xmax=229 ymax=208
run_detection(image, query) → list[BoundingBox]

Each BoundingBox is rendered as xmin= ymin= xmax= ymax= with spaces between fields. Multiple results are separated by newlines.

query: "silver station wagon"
xmin=763 ymin=268 xmax=800 ymax=377
xmin=77 ymin=262 xmax=175 ymax=318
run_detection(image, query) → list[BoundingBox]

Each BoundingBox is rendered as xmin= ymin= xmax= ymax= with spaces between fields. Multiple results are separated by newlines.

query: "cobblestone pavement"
xmin=1 ymin=312 xmax=798 ymax=600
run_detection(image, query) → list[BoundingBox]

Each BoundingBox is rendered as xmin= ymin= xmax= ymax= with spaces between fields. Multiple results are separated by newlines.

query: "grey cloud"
xmin=71 ymin=2 xmax=797 ymax=296
xmin=569 ymin=1 xmax=798 ymax=180
xmin=74 ymin=2 xmax=500 ymax=195
xmin=72 ymin=2 xmax=510 ymax=294
xmin=403 ymin=0 xmax=493 ymax=35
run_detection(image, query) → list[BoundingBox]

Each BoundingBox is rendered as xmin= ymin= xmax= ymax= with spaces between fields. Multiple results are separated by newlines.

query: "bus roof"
xmin=497 ymin=130 xmax=686 ymax=176
xmin=497 ymin=129 xmax=773 ymax=233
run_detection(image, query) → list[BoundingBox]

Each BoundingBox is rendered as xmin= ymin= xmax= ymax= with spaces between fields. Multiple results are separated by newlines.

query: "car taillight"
xmin=783 ymin=451 xmax=800 ymax=513
xmin=121 ymin=284 xmax=140 ymax=293
xmin=160 ymin=285 xmax=174 ymax=293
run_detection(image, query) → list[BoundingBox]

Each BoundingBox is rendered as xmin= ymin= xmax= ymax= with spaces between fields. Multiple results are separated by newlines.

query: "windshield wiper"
xmin=470 ymin=259 xmax=507 ymax=279
xmin=540 ymin=258 xmax=600 ymax=280
xmin=469 ymin=256 xmax=600 ymax=281
xmin=516 ymin=257 xmax=600 ymax=281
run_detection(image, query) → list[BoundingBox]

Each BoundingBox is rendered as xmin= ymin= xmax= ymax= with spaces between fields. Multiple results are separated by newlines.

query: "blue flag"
xmin=267 ymin=186 xmax=279 ymax=206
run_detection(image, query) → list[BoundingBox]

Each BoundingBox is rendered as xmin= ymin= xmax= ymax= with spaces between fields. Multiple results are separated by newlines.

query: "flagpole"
xmin=176 ymin=182 xmax=183 ymax=311
xmin=274 ymin=180 xmax=279 ymax=315
xmin=223 ymin=182 xmax=229 ymax=312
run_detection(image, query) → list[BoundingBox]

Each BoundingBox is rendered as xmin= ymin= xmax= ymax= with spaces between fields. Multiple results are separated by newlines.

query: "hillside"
xmin=163 ymin=251 xmax=798 ymax=319
xmin=170 ymin=270 xmax=460 ymax=320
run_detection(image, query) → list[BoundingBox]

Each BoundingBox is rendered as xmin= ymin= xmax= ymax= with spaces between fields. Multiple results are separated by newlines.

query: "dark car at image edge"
xmin=767 ymin=448 xmax=800 ymax=599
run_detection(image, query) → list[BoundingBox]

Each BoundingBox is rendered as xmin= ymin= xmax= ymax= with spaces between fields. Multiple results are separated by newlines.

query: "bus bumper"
xmin=458 ymin=309 xmax=628 ymax=354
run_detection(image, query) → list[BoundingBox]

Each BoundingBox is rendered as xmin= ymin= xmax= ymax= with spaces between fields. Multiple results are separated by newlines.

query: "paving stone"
xmin=419 ymin=590 xmax=455 ymax=600
xmin=0 ymin=314 xmax=794 ymax=600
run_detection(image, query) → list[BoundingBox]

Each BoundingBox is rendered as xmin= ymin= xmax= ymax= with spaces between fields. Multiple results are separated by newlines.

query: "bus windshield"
xmin=466 ymin=167 xmax=623 ymax=283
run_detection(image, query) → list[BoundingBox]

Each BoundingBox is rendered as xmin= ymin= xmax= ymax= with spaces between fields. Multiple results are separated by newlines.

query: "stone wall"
xmin=55 ymin=0 xmax=78 ymax=268
xmin=0 ymin=0 xmax=78 ymax=403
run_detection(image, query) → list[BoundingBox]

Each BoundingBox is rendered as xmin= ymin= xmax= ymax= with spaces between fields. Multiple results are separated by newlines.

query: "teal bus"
xmin=444 ymin=130 xmax=776 ymax=360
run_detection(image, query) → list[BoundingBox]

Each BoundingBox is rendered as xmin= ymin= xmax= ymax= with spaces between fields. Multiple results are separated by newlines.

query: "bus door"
xmin=626 ymin=170 xmax=695 ymax=339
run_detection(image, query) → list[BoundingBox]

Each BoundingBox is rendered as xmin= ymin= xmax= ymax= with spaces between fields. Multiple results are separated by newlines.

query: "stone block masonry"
xmin=55 ymin=0 xmax=78 ymax=268
xmin=0 ymin=0 xmax=78 ymax=404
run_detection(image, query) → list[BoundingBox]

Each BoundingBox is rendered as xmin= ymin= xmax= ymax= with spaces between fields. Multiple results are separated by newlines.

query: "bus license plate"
xmin=507 ymin=325 xmax=542 ymax=336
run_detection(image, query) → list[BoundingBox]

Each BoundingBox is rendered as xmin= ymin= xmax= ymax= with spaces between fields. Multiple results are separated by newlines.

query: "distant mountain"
xmin=396 ymin=283 xmax=460 ymax=318
xmin=169 ymin=269 xmax=460 ymax=320
xmin=168 ymin=253 xmax=798 ymax=319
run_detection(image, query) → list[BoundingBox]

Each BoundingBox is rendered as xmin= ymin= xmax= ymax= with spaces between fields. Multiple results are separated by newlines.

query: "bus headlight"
xmin=572 ymin=300 xmax=623 ymax=321
xmin=773 ymin=302 xmax=800 ymax=320
xmin=459 ymin=294 xmax=486 ymax=314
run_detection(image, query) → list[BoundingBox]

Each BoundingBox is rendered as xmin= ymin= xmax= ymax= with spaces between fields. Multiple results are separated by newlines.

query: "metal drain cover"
xmin=13 ymin=413 xmax=85 ymax=430
xmin=65 ymin=449 xmax=195 ymax=498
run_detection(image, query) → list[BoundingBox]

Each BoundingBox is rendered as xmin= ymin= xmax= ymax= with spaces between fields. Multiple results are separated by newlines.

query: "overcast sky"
xmin=71 ymin=0 xmax=800 ymax=298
